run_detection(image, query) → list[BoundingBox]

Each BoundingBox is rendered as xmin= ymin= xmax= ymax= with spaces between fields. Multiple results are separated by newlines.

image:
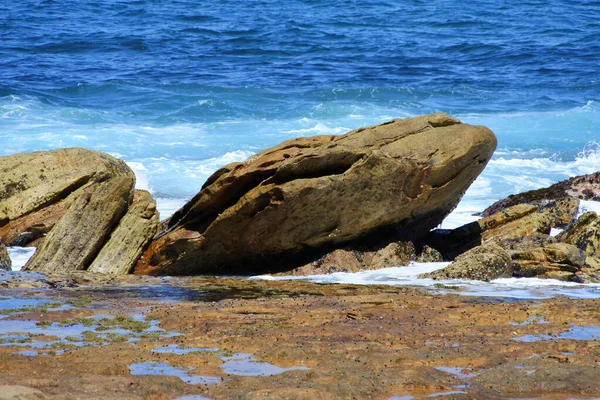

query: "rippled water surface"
xmin=2 ymin=0 xmax=600 ymax=292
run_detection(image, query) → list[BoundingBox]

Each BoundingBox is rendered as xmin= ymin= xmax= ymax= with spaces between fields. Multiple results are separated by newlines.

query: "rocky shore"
xmin=3 ymin=113 xmax=600 ymax=398
xmin=1 ymin=274 xmax=600 ymax=399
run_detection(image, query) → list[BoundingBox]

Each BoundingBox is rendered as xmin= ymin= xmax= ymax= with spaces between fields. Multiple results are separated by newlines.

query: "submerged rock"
xmin=511 ymin=243 xmax=585 ymax=281
xmin=419 ymin=244 xmax=512 ymax=281
xmin=0 ymin=240 xmax=10 ymax=271
xmin=135 ymin=113 xmax=496 ymax=275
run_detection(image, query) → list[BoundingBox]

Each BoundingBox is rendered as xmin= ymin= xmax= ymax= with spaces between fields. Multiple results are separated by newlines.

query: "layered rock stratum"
xmin=135 ymin=112 xmax=497 ymax=275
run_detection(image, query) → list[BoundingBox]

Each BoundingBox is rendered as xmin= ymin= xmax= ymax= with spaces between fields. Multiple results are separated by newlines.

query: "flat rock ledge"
xmin=134 ymin=112 xmax=496 ymax=275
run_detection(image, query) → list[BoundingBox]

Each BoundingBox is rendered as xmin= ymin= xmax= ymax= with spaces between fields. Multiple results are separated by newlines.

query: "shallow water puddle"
xmin=219 ymin=353 xmax=309 ymax=376
xmin=0 ymin=296 xmax=65 ymax=313
xmin=509 ymin=315 xmax=548 ymax=326
xmin=129 ymin=362 xmax=221 ymax=385
xmin=512 ymin=326 xmax=600 ymax=342
xmin=152 ymin=344 xmax=219 ymax=354
xmin=0 ymin=313 xmax=179 ymax=352
xmin=434 ymin=366 xmax=476 ymax=379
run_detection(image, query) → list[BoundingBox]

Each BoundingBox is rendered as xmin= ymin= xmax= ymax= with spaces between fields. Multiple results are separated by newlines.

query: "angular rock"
xmin=539 ymin=197 xmax=580 ymax=228
xmin=419 ymin=244 xmax=512 ymax=281
xmin=425 ymin=204 xmax=551 ymax=259
xmin=481 ymin=170 xmax=600 ymax=217
xmin=511 ymin=243 xmax=585 ymax=281
xmin=88 ymin=190 xmax=159 ymax=275
xmin=0 ymin=148 xmax=134 ymax=247
xmin=500 ymin=233 xmax=557 ymax=252
xmin=0 ymin=241 xmax=10 ymax=271
xmin=280 ymin=241 xmax=442 ymax=276
xmin=135 ymin=113 xmax=496 ymax=275
xmin=557 ymin=212 xmax=600 ymax=270
xmin=415 ymin=245 xmax=443 ymax=263
xmin=23 ymin=176 xmax=134 ymax=273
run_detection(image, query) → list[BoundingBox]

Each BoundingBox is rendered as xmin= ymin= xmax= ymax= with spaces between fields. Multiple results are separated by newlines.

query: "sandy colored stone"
xmin=511 ymin=243 xmax=585 ymax=281
xmin=557 ymin=211 xmax=600 ymax=270
xmin=481 ymin=170 xmax=600 ymax=217
xmin=0 ymin=148 xmax=134 ymax=247
xmin=420 ymin=244 xmax=512 ymax=281
xmin=23 ymin=176 xmax=134 ymax=273
xmin=136 ymin=113 xmax=496 ymax=275
xmin=0 ymin=385 xmax=44 ymax=400
xmin=425 ymin=204 xmax=551 ymax=260
xmin=87 ymin=190 xmax=159 ymax=275
xmin=0 ymin=241 xmax=10 ymax=271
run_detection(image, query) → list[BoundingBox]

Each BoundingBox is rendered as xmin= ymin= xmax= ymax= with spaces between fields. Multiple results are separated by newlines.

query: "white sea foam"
xmin=578 ymin=200 xmax=600 ymax=217
xmin=7 ymin=247 xmax=36 ymax=272
xmin=253 ymin=262 xmax=600 ymax=299
xmin=155 ymin=197 xmax=188 ymax=220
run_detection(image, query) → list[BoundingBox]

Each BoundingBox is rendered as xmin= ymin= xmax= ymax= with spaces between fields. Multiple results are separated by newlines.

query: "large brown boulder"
xmin=0 ymin=148 xmax=137 ymax=274
xmin=0 ymin=148 xmax=134 ymax=247
xmin=135 ymin=113 xmax=496 ymax=275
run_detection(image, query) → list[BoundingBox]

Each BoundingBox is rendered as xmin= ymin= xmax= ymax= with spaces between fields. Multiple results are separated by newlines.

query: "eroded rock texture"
xmin=135 ymin=113 xmax=497 ymax=275
xmin=0 ymin=148 xmax=157 ymax=274
xmin=0 ymin=240 xmax=10 ymax=271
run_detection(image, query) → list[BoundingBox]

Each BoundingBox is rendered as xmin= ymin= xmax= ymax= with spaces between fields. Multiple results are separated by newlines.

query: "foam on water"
xmin=253 ymin=262 xmax=600 ymax=300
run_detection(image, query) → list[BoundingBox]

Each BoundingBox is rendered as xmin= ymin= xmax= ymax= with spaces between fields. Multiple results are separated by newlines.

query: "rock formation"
xmin=480 ymin=171 xmax=599 ymax=221
xmin=0 ymin=240 xmax=10 ymax=271
xmin=0 ymin=148 xmax=157 ymax=275
xmin=420 ymin=244 xmax=512 ymax=281
xmin=135 ymin=113 xmax=497 ymax=275
xmin=278 ymin=241 xmax=442 ymax=276
xmin=511 ymin=243 xmax=585 ymax=281
xmin=88 ymin=190 xmax=159 ymax=275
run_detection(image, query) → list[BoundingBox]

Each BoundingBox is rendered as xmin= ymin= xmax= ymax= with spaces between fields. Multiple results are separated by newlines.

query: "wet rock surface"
xmin=0 ymin=241 xmax=10 ymax=271
xmin=135 ymin=113 xmax=496 ymax=275
xmin=512 ymin=243 xmax=586 ymax=281
xmin=1 ymin=275 xmax=600 ymax=399
xmin=420 ymin=244 xmax=512 ymax=281
xmin=481 ymin=171 xmax=600 ymax=217
xmin=280 ymin=241 xmax=441 ymax=276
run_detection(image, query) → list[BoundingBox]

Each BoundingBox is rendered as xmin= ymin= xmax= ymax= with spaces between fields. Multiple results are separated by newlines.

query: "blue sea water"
xmin=1 ymin=0 xmax=599 ymax=218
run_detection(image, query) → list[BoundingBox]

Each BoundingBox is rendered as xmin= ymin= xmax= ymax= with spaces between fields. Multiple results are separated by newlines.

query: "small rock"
xmin=416 ymin=245 xmax=443 ymax=262
xmin=557 ymin=212 xmax=600 ymax=270
xmin=0 ymin=240 xmax=11 ymax=271
xmin=511 ymin=243 xmax=585 ymax=281
xmin=481 ymin=170 xmax=600 ymax=217
xmin=419 ymin=244 xmax=512 ymax=281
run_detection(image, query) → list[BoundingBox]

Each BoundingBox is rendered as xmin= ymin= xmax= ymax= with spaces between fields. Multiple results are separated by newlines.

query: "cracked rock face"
xmin=0 ymin=148 xmax=138 ymax=274
xmin=135 ymin=113 xmax=497 ymax=276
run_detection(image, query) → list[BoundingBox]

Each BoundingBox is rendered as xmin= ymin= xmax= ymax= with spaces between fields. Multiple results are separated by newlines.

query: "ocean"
xmin=2 ymin=0 xmax=600 ymax=296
